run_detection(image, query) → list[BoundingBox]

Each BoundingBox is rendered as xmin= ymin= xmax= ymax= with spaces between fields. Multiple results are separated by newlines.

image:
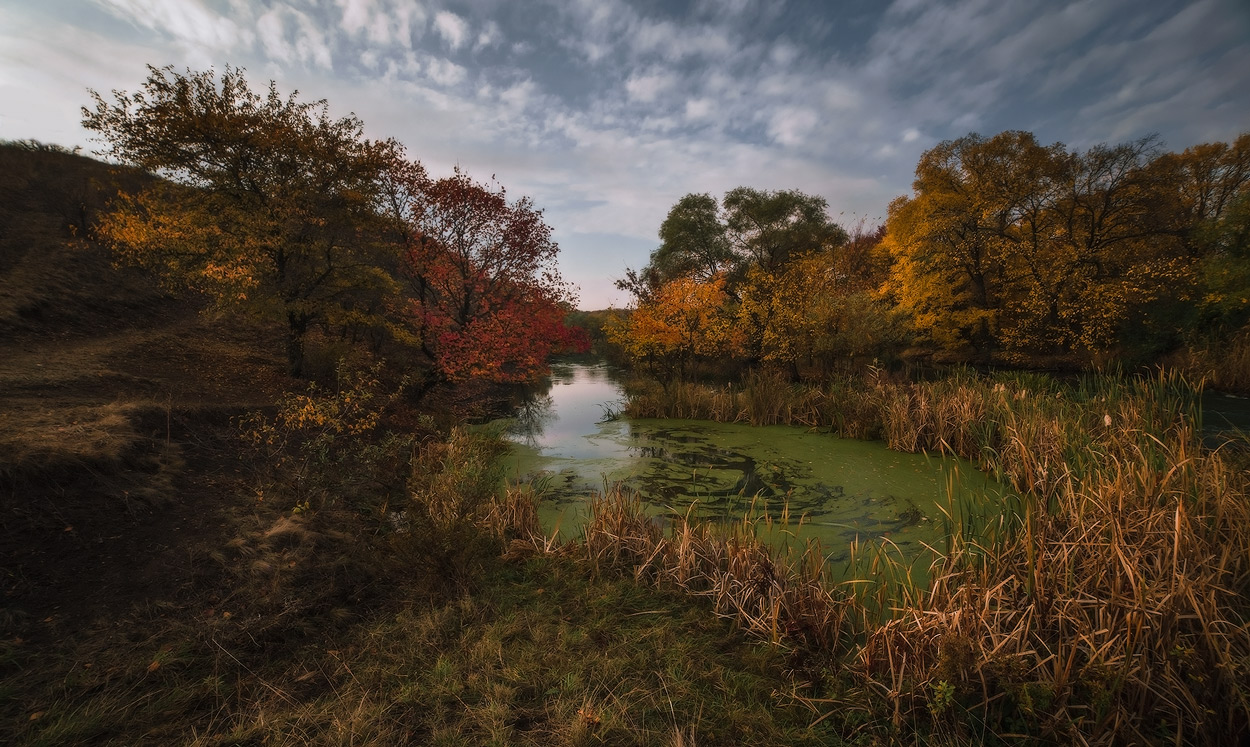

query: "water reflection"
xmin=506 ymin=361 xmax=629 ymax=461
xmin=1202 ymin=391 xmax=1250 ymax=449
xmin=506 ymin=393 xmax=555 ymax=449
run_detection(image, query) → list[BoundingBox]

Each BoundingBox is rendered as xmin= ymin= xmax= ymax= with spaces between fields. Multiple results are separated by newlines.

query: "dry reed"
xmin=509 ymin=366 xmax=1250 ymax=744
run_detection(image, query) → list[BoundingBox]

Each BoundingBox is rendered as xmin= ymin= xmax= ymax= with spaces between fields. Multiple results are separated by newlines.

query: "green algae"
xmin=500 ymin=361 xmax=1018 ymax=576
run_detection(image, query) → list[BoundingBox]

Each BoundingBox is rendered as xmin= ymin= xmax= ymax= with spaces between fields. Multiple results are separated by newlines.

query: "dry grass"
xmin=565 ymin=367 xmax=1250 ymax=743
xmin=1173 ymin=328 xmax=1250 ymax=394
xmin=0 ymin=402 xmax=142 ymax=477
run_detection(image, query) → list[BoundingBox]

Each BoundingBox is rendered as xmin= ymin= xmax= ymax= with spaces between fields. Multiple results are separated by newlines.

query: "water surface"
xmin=501 ymin=361 xmax=1015 ymax=573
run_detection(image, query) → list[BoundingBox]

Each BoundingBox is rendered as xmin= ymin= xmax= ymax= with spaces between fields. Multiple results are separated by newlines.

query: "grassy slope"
xmin=0 ymin=145 xmax=829 ymax=746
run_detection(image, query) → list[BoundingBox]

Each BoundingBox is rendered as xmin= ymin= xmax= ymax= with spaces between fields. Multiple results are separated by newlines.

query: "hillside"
xmin=0 ymin=141 xmax=296 ymax=635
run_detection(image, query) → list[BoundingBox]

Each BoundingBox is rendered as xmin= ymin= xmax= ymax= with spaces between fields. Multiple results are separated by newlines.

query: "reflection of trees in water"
xmin=507 ymin=393 xmax=556 ymax=448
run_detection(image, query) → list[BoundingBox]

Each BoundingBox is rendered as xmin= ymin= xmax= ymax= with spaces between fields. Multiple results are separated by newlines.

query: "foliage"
xmin=606 ymin=274 xmax=741 ymax=385
xmin=239 ymin=361 xmax=416 ymax=512
xmin=737 ymin=252 xmax=905 ymax=371
xmin=619 ymin=186 xmax=847 ymax=302
xmin=562 ymin=308 xmax=615 ymax=356
xmin=884 ymin=130 xmax=1250 ymax=364
xmin=616 ymin=192 xmax=727 ymax=302
xmin=391 ymin=165 xmax=588 ymax=386
xmin=722 ymin=186 xmax=848 ymax=275
xmin=84 ymin=65 xmax=403 ymax=376
xmin=613 ymin=188 xmax=902 ymax=378
xmin=1192 ymin=189 xmax=1250 ymax=335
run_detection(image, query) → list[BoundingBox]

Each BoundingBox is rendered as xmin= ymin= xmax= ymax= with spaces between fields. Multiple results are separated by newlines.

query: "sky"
xmin=2 ymin=0 xmax=1248 ymax=309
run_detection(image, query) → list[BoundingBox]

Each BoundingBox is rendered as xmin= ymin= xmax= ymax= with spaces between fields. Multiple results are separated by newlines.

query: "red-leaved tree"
xmin=390 ymin=164 xmax=588 ymax=385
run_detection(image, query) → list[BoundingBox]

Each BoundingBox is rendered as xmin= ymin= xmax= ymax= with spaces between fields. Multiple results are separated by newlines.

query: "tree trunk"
xmin=286 ymin=312 xmax=310 ymax=378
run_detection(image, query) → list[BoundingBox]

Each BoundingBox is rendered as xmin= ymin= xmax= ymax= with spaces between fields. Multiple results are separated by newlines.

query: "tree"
xmin=1192 ymin=190 xmax=1250 ymax=336
xmin=619 ymin=187 xmax=847 ymax=304
xmin=83 ymin=65 xmax=401 ymax=376
xmin=884 ymin=130 xmax=1197 ymax=361
xmin=606 ymin=274 xmax=741 ymax=386
xmin=394 ymin=166 xmax=586 ymax=386
xmin=1167 ymin=134 xmax=1250 ymax=238
xmin=737 ymin=252 xmax=903 ymax=376
xmin=722 ymin=187 xmax=848 ymax=275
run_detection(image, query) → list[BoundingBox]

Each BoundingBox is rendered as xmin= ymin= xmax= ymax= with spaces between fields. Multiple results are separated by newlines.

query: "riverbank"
xmin=578 ymin=367 xmax=1249 ymax=743
xmin=0 ymin=346 xmax=826 ymax=746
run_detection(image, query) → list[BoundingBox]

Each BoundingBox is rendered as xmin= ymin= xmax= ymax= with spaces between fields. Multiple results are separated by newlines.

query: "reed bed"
xmin=518 ymin=367 xmax=1250 ymax=744
xmin=579 ymin=492 xmax=854 ymax=652
xmin=1174 ymin=329 xmax=1250 ymax=393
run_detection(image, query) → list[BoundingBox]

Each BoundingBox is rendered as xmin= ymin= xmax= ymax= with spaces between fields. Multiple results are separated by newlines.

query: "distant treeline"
xmin=609 ymin=131 xmax=1250 ymax=389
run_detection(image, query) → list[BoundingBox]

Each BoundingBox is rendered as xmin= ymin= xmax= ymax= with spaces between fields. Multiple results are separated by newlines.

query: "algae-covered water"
xmin=500 ymin=361 xmax=1017 ymax=572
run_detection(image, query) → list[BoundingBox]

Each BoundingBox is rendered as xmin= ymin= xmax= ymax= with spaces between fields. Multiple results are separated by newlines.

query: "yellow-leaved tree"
xmin=607 ymin=275 xmax=741 ymax=386
xmin=885 ymin=130 xmax=1200 ymax=362
xmin=739 ymin=251 xmax=904 ymax=377
xmin=84 ymin=65 xmax=403 ymax=376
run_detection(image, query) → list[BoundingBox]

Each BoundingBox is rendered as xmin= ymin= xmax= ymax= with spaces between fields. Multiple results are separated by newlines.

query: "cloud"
xmin=624 ymin=70 xmax=675 ymax=103
xmin=91 ymin=0 xmax=247 ymax=52
xmin=475 ymin=21 xmax=501 ymax=50
xmin=684 ymin=98 xmax=714 ymax=121
xmin=630 ymin=19 xmax=733 ymax=62
xmin=434 ymin=10 xmax=469 ymax=50
xmin=768 ymin=107 xmax=819 ymax=147
xmin=256 ymin=6 xmax=333 ymax=70
xmin=424 ymin=56 xmax=467 ymax=86
xmin=335 ymin=0 xmax=374 ymax=36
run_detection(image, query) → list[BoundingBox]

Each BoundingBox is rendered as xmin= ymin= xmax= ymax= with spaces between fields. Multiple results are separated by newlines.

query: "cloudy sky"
xmin=2 ymin=0 xmax=1248 ymax=308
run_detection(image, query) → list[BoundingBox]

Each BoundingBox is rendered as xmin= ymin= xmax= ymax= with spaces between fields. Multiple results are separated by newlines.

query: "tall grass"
xmin=1172 ymin=328 xmax=1250 ymax=393
xmin=535 ymin=367 xmax=1250 ymax=744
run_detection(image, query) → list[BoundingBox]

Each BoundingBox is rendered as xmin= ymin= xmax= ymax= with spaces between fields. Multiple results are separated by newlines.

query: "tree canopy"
xmin=609 ymin=132 xmax=1249 ymax=379
xmin=84 ymin=65 xmax=402 ymax=376
xmin=394 ymin=166 xmax=587 ymax=385
xmin=618 ymin=187 xmax=847 ymax=303
xmin=882 ymin=131 xmax=1212 ymax=358
xmin=84 ymin=65 xmax=586 ymax=386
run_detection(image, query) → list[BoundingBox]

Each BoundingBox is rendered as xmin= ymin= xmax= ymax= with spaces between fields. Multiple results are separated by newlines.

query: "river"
xmin=499 ymin=360 xmax=1018 ymax=577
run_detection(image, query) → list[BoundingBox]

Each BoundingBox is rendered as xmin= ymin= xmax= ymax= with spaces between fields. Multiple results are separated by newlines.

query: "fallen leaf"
xmin=147 ymin=660 xmax=160 ymax=672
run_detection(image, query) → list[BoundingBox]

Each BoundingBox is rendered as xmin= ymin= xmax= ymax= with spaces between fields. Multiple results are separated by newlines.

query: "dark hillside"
xmin=0 ymin=143 xmax=172 ymax=338
xmin=0 ymin=142 xmax=293 ymax=644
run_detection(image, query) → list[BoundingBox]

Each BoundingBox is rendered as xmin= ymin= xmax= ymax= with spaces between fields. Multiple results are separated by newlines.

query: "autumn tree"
xmin=83 ymin=65 xmax=401 ymax=376
xmin=391 ymin=165 xmax=586 ymax=387
xmin=607 ymin=274 xmax=741 ymax=386
xmin=616 ymin=193 xmax=734 ymax=303
xmin=1155 ymin=135 xmax=1250 ymax=338
xmin=722 ymin=187 xmax=847 ymax=275
xmin=1166 ymin=134 xmax=1250 ymax=241
xmin=885 ymin=130 xmax=1202 ymax=361
xmin=739 ymin=227 xmax=901 ymax=376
